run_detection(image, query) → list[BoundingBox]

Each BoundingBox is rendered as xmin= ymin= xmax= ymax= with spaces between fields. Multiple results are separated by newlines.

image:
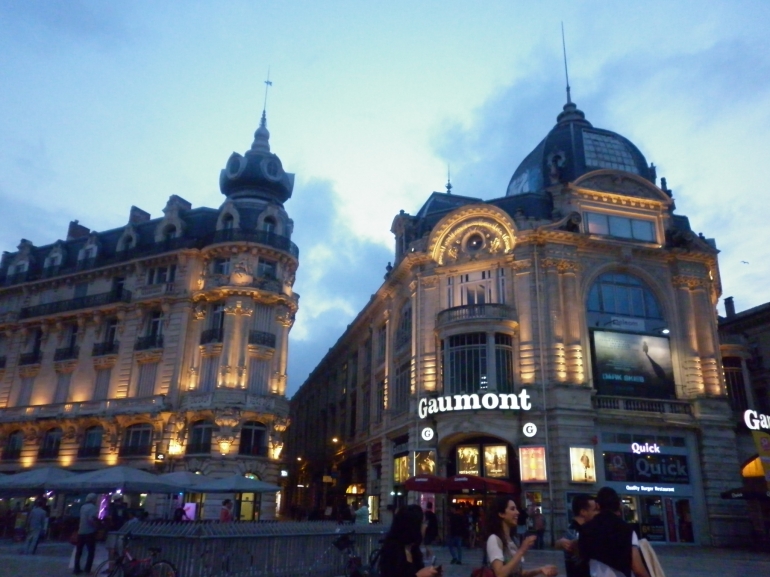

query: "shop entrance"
xmin=620 ymin=494 xmax=694 ymax=543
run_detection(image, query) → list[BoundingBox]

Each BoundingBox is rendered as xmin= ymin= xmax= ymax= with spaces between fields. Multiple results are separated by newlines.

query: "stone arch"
xmin=427 ymin=204 xmax=517 ymax=266
xmin=257 ymin=206 xmax=286 ymax=236
xmin=116 ymin=224 xmax=138 ymax=252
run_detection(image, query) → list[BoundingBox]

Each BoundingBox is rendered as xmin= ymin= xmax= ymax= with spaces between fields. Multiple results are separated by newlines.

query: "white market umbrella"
xmin=158 ymin=471 xmax=211 ymax=490
xmin=0 ymin=466 xmax=76 ymax=491
xmin=188 ymin=474 xmax=280 ymax=493
xmin=49 ymin=465 xmax=181 ymax=494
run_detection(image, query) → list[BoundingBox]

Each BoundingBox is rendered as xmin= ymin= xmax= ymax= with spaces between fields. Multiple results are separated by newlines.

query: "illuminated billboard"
xmin=415 ymin=450 xmax=436 ymax=475
xmin=483 ymin=445 xmax=508 ymax=478
xmin=519 ymin=446 xmax=547 ymax=482
xmin=592 ymin=331 xmax=675 ymax=398
xmin=569 ymin=447 xmax=597 ymax=483
xmin=393 ymin=455 xmax=410 ymax=483
xmin=457 ymin=445 xmax=480 ymax=476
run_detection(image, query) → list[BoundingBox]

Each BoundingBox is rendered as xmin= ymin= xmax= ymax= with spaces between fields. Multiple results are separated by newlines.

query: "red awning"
xmin=405 ymin=475 xmax=447 ymax=493
xmin=445 ymin=474 xmax=517 ymax=494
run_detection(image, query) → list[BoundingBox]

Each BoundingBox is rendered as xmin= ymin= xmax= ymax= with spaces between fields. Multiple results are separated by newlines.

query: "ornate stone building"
xmin=286 ymin=99 xmax=750 ymax=545
xmin=0 ymin=112 xmax=297 ymax=520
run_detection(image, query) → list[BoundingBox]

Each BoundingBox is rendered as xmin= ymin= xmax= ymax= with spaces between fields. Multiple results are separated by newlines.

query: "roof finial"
xmin=561 ymin=22 xmax=572 ymax=105
xmin=446 ymin=164 xmax=453 ymax=195
xmin=250 ymin=68 xmax=272 ymax=154
xmin=262 ymin=67 xmax=273 ymax=118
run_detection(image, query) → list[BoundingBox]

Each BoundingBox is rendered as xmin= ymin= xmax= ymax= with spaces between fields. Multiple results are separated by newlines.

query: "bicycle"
xmin=91 ymin=533 xmax=177 ymax=577
xmin=332 ymin=531 xmax=383 ymax=577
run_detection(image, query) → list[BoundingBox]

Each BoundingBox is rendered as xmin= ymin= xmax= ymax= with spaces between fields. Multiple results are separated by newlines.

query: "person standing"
xmin=447 ymin=504 xmax=467 ymax=565
xmin=555 ymin=494 xmax=598 ymax=577
xmin=355 ymin=500 xmax=370 ymax=525
xmin=422 ymin=502 xmax=438 ymax=558
xmin=73 ymin=493 xmax=99 ymax=575
xmin=579 ymin=487 xmax=650 ymax=577
xmin=485 ymin=496 xmax=557 ymax=577
xmin=532 ymin=508 xmax=546 ymax=550
xmin=378 ymin=504 xmax=437 ymax=577
xmin=24 ymin=498 xmax=47 ymax=555
xmin=219 ymin=499 xmax=233 ymax=522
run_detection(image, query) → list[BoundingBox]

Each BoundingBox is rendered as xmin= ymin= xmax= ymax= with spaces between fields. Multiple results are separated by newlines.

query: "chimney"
xmin=129 ymin=206 xmax=151 ymax=224
xmin=67 ymin=220 xmax=90 ymax=241
xmin=724 ymin=296 xmax=736 ymax=318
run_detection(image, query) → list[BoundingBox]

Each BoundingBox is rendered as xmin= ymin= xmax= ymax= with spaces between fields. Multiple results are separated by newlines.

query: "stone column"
xmin=691 ymin=285 xmax=721 ymax=396
xmin=513 ymin=261 xmax=536 ymax=385
xmin=561 ymin=267 xmax=584 ymax=384
xmin=674 ymin=279 xmax=704 ymax=397
xmin=545 ymin=262 xmax=566 ymax=383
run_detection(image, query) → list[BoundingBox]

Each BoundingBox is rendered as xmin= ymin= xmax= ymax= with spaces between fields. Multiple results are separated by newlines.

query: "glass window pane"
xmin=615 ymin=286 xmax=631 ymax=315
xmin=608 ymin=216 xmax=632 ymax=238
xmin=600 ymin=285 xmax=616 ymax=313
xmin=632 ymin=219 xmax=655 ymax=241
xmin=586 ymin=212 xmax=609 ymax=235
xmin=630 ymin=288 xmax=645 ymax=317
xmin=587 ymin=285 xmax=601 ymax=311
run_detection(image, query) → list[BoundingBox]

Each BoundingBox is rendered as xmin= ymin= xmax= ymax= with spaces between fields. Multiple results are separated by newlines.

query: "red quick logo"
xmin=631 ymin=442 xmax=661 ymax=454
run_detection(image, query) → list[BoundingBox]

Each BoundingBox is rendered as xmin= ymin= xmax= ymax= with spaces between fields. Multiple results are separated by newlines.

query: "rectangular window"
xmin=257 ymin=259 xmax=277 ymax=279
xmin=54 ymin=372 xmax=72 ymax=404
xmin=362 ymin=387 xmax=371 ymax=431
xmin=247 ymin=357 xmax=271 ymax=394
xmin=199 ymin=354 xmax=220 ymax=392
xmin=16 ymin=376 xmax=34 ymax=406
xmin=723 ymin=357 xmax=749 ymax=411
xmin=136 ymin=362 xmax=159 ymax=397
xmin=376 ymin=324 xmax=387 ymax=364
xmin=105 ymin=319 xmax=119 ymax=344
xmin=213 ymin=258 xmax=231 ymax=275
xmin=497 ymin=269 xmax=506 ymax=304
xmin=446 ymin=333 xmax=488 ymax=394
xmin=392 ymin=361 xmax=410 ymax=414
xmin=93 ymin=367 xmax=112 ymax=400
xmin=253 ymin=304 xmax=273 ymax=331
xmin=375 ymin=379 xmax=385 ymax=422
xmin=149 ymin=311 xmax=163 ymax=337
xmin=585 ymin=212 xmax=656 ymax=242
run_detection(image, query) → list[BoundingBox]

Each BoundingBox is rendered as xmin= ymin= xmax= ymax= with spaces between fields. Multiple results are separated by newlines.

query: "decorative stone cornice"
xmin=225 ymin=300 xmax=254 ymax=317
xmin=19 ymin=365 xmax=41 ymax=378
xmin=135 ymin=350 xmax=163 ymax=364
xmin=672 ymin=275 xmax=710 ymax=289
xmin=54 ymin=360 xmax=78 ymax=374
xmin=541 ymin=258 xmax=580 ymax=273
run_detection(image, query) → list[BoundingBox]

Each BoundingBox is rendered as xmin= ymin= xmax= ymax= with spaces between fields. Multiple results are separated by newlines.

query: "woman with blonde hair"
xmin=485 ymin=496 xmax=558 ymax=577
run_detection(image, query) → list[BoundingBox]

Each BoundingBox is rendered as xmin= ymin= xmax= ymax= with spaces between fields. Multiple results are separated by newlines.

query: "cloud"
xmin=287 ymin=178 xmax=392 ymax=396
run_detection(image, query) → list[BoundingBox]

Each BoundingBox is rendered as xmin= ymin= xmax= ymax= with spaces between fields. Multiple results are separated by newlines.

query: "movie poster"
xmin=415 ymin=450 xmax=436 ymax=475
xmin=569 ymin=447 xmax=597 ymax=483
xmin=457 ymin=445 xmax=480 ymax=476
xmin=393 ymin=455 xmax=409 ymax=483
xmin=592 ymin=331 xmax=675 ymax=399
xmin=519 ymin=446 xmax=547 ymax=482
xmin=484 ymin=445 xmax=508 ymax=478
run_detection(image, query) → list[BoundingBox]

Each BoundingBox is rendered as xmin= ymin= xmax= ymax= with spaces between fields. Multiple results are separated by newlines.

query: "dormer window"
xmin=163 ymin=225 xmax=177 ymax=242
xmin=585 ymin=212 xmax=655 ymax=243
xmin=44 ymin=254 xmax=61 ymax=269
xmin=263 ymin=217 xmax=276 ymax=235
xmin=222 ymin=214 xmax=234 ymax=230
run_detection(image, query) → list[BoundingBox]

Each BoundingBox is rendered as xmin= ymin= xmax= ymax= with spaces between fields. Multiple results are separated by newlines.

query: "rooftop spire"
xmin=561 ymin=22 xmax=571 ymax=105
xmin=446 ymin=165 xmax=453 ymax=195
xmin=250 ymin=68 xmax=273 ymax=154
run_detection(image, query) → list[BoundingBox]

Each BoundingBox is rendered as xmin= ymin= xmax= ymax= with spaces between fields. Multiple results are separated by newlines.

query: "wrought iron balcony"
xmin=248 ymin=330 xmax=276 ymax=348
xmin=0 ymin=394 xmax=168 ymax=423
xmin=19 ymin=288 xmax=132 ymax=319
xmin=211 ymin=229 xmax=299 ymax=259
xmin=593 ymin=395 xmax=693 ymax=415
xmin=200 ymin=327 xmax=224 ymax=345
xmin=239 ymin=444 xmax=268 ymax=457
xmin=92 ymin=341 xmax=120 ymax=356
xmin=19 ymin=351 xmax=42 ymax=366
xmin=135 ymin=334 xmax=164 ymax=351
xmin=77 ymin=446 xmax=102 ymax=458
xmin=54 ymin=345 xmax=79 ymax=361
xmin=119 ymin=444 xmax=153 ymax=457
xmin=436 ymin=303 xmax=516 ymax=328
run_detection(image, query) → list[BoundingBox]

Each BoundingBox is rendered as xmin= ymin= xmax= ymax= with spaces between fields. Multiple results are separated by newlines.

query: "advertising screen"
xmin=592 ymin=331 xmax=675 ymax=398
xmin=483 ymin=445 xmax=508 ymax=478
xmin=457 ymin=445 xmax=480 ymax=476
xmin=603 ymin=452 xmax=690 ymax=484
xmin=393 ymin=455 xmax=410 ymax=483
xmin=415 ymin=450 xmax=436 ymax=475
xmin=519 ymin=446 xmax=547 ymax=482
xmin=569 ymin=447 xmax=597 ymax=483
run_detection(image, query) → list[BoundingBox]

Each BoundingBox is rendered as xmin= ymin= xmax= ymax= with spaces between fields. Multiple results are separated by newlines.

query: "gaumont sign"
xmin=744 ymin=409 xmax=770 ymax=431
xmin=418 ymin=390 xmax=532 ymax=419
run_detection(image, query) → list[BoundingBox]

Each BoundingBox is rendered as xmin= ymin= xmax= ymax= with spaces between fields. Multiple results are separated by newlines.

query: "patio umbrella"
xmin=0 ymin=466 xmax=76 ymax=492
xmin=188 ymin=474 xmax=280 ymax=493
xmin=48 ymin=465 xmax=181 ymax=494
xmin=158 ymin=471 xmax=210 ymax=491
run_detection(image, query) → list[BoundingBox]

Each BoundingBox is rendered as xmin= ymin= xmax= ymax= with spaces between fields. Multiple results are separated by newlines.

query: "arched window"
xmin=239 ymin=421 xmax=267 ymax=456
xmin=222 ymin=214 xmax=234 ymax=230
xmin=79 ymin=426 xmax=104 ymax=458
xmin=163 ymin=225 xmax=177 ymax=242
xmin=2 ymin=430 xmax=23 ymax=461
xmin=263 ymin=217 xmax=276 ymax=235
xmin=587 ymin=273 xmax=662 ymax=320
xmin=39 ymin=427 xmax=63 ymax=459
xmin=187 ymin=420 xmax=213 ymax=455
xmin=120 ymin=423 xmax=153 ymax=457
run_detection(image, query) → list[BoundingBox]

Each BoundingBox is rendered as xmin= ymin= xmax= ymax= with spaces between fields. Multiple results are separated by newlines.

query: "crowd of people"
xmin=377 ymin=487 xmax=659 ymax=577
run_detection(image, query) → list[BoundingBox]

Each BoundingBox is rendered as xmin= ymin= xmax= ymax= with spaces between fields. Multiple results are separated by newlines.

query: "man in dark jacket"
xmin=555 ymin=494 xmax=598 ymax=577
xmin=423 ymin=502 xmax=438 ymax=558
xmin=447 ymin=504 xmax=467 ymax=565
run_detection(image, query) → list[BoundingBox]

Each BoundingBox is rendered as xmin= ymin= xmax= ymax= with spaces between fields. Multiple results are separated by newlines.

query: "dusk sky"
xmin=2 ymin=1 xmax=769 ymax=397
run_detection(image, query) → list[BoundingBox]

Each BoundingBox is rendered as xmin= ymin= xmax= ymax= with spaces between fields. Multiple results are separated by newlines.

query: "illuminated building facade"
xmin=0 ymin=113 xmax=297 ymax=520
xmin=286 ymin=99 xmax=750 ymax=545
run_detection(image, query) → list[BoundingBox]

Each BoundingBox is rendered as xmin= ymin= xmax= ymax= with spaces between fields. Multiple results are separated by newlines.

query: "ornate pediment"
xmin=428 ymin=205 xmax=517 ymax=266
xmin=573 ymin=170 xmax=670 ymax=206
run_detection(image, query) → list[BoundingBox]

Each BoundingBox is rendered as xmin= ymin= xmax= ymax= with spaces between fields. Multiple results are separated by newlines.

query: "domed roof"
xmin=219 ymin=111 xmax=294 ymax=204
xmin=506 ymin=101 xmax=653 ymax=196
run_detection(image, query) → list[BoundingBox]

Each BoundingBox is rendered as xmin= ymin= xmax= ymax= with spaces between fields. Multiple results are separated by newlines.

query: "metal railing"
xmin=593 ymin=395 xmax=693 ymax=415
xmin=135 ymin=334 xmax=164 ymax=351
xmin=200 ymin=328 xmax=224 ymax=345
xmin=0 ymin=394 xmax=168 ymax=422
xmin=248 ymin=330 xmax=276 ymax=348
xmin=93 ymin=341 xmax=120 ymax=356
xmin=436 ymin=303 xmax=515 ymax=327
xmin=18 ymin=351 xmax=42 ymax=366
xmin=54 ymin=345 xmax=79 ymax=361
xmin=19 ymin=289 xmax=132 ymax=319
xmin=111 ymin=522 xmax=384 ymax=577
xmin=211 ymin=229 xmax=299 ymax=258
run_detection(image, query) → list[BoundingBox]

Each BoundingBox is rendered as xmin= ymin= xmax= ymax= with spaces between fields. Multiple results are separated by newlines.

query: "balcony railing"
xmin=19 ymin=289 xmax=132 ymax=319
xmin=19 ymin=351 xmax=42 ymax=366
xmin=239 ymin=444 xmax=268 ymax=457
xmin=54 ymin=345 xmax=79 ymax=361
xmin=0 ymin=394 xmax=168 ymax=423
xmin=593 ymin=395 xmax=693 ymax=415
xmin=135 ymin=334 xmax=164 ymax=351
xmin=200 ymin=328 xmax=224 ymax=345
xmin=77 ymin=446 xmax=102 ymax=458
xmin=93 ymin=341 xmax=120 ymax=356
xmin=436 ymin=303 xmax=516 ymax=328
xmin=119 ymin=444 xmax=153 ymax=457
xmin=211 ymin=229 xmax=299 ymax=258
xmin=249 ymin=330 xmax=276 ymax=348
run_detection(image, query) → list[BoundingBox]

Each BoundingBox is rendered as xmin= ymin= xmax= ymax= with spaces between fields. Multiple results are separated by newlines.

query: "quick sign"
xmin=744 ymin=409 xmax=770 ymax=431
xmin=631 ymin=443 xmax=661 ymax=454
xmin=604 ymin=452 xmax=690 ymax=485
xmin=418 ymin=390 xmax=532 ymax=419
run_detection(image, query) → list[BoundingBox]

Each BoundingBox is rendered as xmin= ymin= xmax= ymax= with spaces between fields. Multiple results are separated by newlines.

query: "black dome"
xmin=507 ymin=102 xmax=653 ymax=196
xmin=219 ymin=112 xmax=294 ymax=204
